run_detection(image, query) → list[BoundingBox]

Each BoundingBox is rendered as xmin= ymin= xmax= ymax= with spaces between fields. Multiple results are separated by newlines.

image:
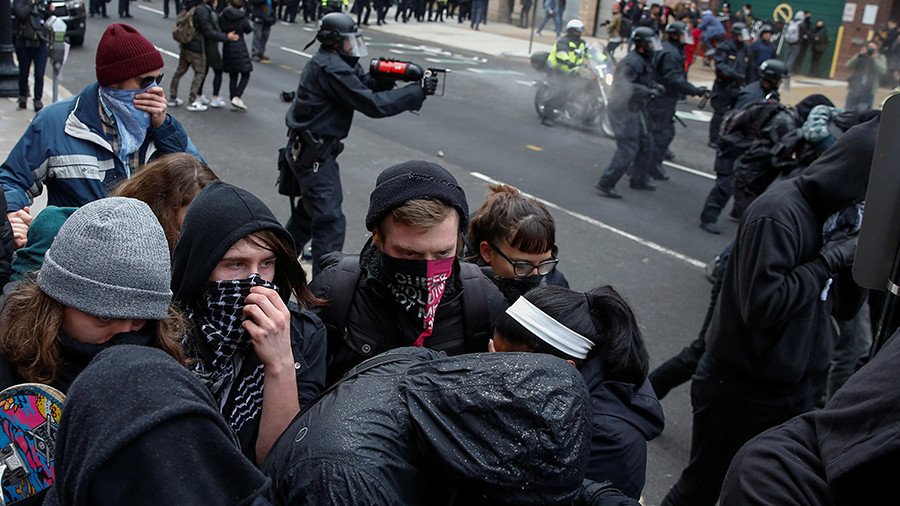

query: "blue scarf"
xmin=99 ymin=86 xmax=153 ymax=172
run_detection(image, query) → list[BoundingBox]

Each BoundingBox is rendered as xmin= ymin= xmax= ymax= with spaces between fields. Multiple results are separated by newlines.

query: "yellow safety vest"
xmin=548 ymin=38 xmax=587 ymax=73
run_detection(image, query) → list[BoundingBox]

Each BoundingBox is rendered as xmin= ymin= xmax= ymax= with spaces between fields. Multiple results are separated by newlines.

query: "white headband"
xmin=505 ymin=297 xmax=595 ymax=359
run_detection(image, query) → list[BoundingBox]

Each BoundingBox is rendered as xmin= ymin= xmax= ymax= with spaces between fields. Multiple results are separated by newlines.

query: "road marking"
xmin=470 ymin=172 xmax=706 ymax=269
xmin=516 ymin=80 xmax=534 ymax=86
xmin=675 ymin=110 xmax=712 ymax=123
xmin=467 ymin=68 xmax=524 ymax=75
xmin=663 ymin=161 xmax=715 ymax=180
xmin=424 ymin=57 xmax=477 ymax=65
xmin=302 ymin=26 xmax=314 ymax=31
xmin=280 ymin=46 xmax=312 ymax=58
xmin=138 ymin=4 xmax=164 ymax=15
xmin=154 ymin=46 xmax=179 ymax=59
xmin=525 ymin=144 xmax=543 ymax=151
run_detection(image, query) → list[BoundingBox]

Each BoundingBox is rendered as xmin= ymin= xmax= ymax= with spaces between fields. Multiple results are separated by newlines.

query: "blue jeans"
xmin=14 ymin=41 xmax=48 ymax=101
xmin=252 ymin=22 xmax=271 ymax=58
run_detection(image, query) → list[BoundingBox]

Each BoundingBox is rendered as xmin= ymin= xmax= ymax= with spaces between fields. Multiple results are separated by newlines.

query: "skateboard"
xmin=0 ymin=384 xmax=65 ymax=505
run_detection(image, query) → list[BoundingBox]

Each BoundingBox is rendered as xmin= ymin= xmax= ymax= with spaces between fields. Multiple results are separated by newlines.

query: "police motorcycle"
xmin=531 ymin=44 xmax=615 ymax=138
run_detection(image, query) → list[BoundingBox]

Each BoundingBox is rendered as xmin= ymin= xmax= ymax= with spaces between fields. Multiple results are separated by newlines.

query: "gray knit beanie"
xmin=37 ymin=197 xmax=173 ymax=320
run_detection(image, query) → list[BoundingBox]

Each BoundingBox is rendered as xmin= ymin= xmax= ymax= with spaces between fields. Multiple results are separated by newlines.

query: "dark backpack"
xmin=717 ymin=99 xmax=787 ymax=159
xmin=172 ymin=6 xmax=198 ymax=45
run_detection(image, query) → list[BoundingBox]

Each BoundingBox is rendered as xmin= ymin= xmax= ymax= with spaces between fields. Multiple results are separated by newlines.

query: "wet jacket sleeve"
xmin=1 ymin=119 xmax=48 ymax=212
xmin=196 ymin=6 xmax=229 ymax=43
xmin=324 ymin=65 xmax=426 ymax=118
xmin=734 ymin=217 xmax=832 ymax=329
xmin=0 ymin=193 xmax=12 ymax=288
xmin=658 ymin=51 xmax=701 ymax=96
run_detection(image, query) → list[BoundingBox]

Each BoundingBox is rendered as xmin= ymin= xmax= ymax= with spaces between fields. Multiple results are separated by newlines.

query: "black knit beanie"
xmin=365 ymin=161 xmax=469 ymax=231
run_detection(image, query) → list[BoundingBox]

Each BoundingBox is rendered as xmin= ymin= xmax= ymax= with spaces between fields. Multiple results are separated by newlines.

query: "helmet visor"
xmin=647 ymin=36 xmax=663 ymax=51
xmin=341 ymin=32 xmax=369 ymax=57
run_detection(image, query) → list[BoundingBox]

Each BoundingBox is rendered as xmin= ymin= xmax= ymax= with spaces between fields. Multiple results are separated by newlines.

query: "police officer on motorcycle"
xmin=596 ymin=26 xmax=663 ymax=199
xmin=540 ymin=19 xmax=590 ymax=127
xmin=647 ymin=21 xmax=709 ymax=180
xmin=708 ymin=22 xmax=751 ymax=146
xmin=284 ymin=13 xmax=438 ymax=274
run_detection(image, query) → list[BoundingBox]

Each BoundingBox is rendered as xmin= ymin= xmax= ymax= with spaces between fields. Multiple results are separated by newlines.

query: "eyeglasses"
xmin=138 ymin=73 xmax=164 ymax=89
xmin=489 ymin=242 xmax=559 ymax=278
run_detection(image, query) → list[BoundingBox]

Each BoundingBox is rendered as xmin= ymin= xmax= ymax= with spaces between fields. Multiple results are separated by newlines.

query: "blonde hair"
xmin=390 ymin=199 xmax=455 ymax=228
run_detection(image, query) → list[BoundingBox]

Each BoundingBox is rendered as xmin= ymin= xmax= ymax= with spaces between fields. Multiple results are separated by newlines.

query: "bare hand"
xmin=133 ymin=85 xmax=168 ymax=128
xmin=227 ymin=31 xmax=240 ymax=41
xmin=243 ymin=286 xmax=293 ymax=370
xmin=7 ymin=207 xmax=32 ymax=249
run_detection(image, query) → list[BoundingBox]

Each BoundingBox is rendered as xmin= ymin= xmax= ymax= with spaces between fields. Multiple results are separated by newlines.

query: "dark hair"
xmin=467 ymin=184 xmax=556 ymax=259
xmin=494 ymin=285 xmax=649 ymax=385
xmin=243 ymin=230 xmax=322 ymax=308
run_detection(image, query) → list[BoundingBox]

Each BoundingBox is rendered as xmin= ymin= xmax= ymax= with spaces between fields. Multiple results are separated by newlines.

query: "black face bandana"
xmin=188 ymin=274 xmax=278 ymax=433
xmin=380 ymin=253 xmax=455 ymax=347
xmin=492 ymin=275 xmax=544 ymax=303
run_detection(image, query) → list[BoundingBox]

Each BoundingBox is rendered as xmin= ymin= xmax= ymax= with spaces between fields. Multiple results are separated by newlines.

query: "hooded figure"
xmin=721 ymin=327 xmax=900 ymax=505
xmin=44 ymin=345 xmax=270 ymax=506
xmin=264 ymin=348 xmax=592 ymax=505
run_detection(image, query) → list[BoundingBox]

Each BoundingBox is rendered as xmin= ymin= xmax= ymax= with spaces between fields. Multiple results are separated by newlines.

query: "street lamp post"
xmin=0 ymin=0 xmax=20 ymax=97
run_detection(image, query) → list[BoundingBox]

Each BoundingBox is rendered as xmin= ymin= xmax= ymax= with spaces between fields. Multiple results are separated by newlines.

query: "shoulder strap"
xmin=459 ymin=262 xmax=492 ymax=349
xmin=319 ymin=255 xmax=363 ymax=335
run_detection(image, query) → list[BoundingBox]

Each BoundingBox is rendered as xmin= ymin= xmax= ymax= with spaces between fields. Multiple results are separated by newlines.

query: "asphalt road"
xmin=57 ymin=9 xmax=737 ymax=504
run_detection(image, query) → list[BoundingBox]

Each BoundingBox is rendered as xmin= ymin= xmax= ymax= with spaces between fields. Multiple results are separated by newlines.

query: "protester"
xmin=663 ymin=117 xmax=877 ymax=505
xmin=810 ymin=20 xmax=830 ymax=78
xmin=171 ymin=181 xmax=326 ymax=464
xmin=12 ymin=0 xmax=51 ymax=112
xmin=248 ymin=0 xmax=277 ymax=62
xmin=535 ymin=0 xmax=559 ymax=37
xmin=111 ymin=153 xmax=218 ymax=251
xmin=44 ymin=346 xmax=271 ymax=506
xmin=466 ymin=183 xmax=568 ymax=303
xmin=491 ymin=285 xmax=664 ymax=499
xmin=782 ymin=11 xmax=804 ymax=73
xmin=264 ymin=348 xmax=593 ymax=504
xmin=309 ymin=161 xmax=506 ymax=384
xmin=0 ymin=198 xmax=188 ymax=394
xmin=845 ymin=40 xmax=887 ymax=112
xmin=747 ymin=24 xmax=775 ymax=82
xmin=219 ymin=0 xmax=255 ymax=110
xmin=196 ymin=0 xmax=229 ymax=109
xmin=605 ymin=1 xmax=624 ymax=58
xmin=7 ymin=206 xmax=75 ymax=283
xmin=2 ymin=24 xmax=198 ymax=250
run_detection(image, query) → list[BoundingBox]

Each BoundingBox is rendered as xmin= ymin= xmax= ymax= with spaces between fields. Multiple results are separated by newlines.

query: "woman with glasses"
xmin=467 ymin=183 xmax=569 ymax=303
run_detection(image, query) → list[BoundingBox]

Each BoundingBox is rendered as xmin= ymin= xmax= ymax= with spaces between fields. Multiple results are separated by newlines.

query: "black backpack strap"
xmin=319 ymin=255 xmax=363 ymax=336
xmin=458 ymin=262 xmax=492 ymax=351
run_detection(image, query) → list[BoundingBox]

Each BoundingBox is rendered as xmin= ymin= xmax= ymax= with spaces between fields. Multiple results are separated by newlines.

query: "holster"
xmin=277 ymin=130 xmax=343 ymax=198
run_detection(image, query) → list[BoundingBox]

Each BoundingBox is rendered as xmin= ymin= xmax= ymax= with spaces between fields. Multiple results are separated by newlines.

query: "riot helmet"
xmin=665 ymin=21 xmax=689 ymax=44
xmin=315 ymin=13 xmax=369 ymax=57
xmin=759 ymin=58 xmax=789 ymax=82
xmin=632 ymin=27 xmax=662 ymax=53
xmin=565 ymin=19 xmax=585 ymax=36
xmin=731 ymin=22 xmax=750 ymax=41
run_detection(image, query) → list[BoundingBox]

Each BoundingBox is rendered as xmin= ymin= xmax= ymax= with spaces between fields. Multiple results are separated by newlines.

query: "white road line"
xmin=302 ymin=26 xmax=314 ymax=31
xmin=280 ymin=46 xmax=312 ymax=58
xmin=675 ymin=110 xmax=712 ymax=123
xmin=663 ymin=161 xmax=715 ymax=180
xmin=137 ymin=5 xmax=165 ymax=15
xmin=515 ymin=80 xmax=533 ymax=86
xmin=469 ymin=172 xmax=706 ymax=269
xmin=154 ymin=46 xmax=179 ymax=58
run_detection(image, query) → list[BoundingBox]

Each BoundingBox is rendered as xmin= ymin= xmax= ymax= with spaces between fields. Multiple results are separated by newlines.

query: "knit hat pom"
xmin=95 ymin=24 xmax=164 ymax=87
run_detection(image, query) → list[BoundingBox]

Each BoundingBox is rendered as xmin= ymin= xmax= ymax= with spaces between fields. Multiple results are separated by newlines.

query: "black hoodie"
xmin=171 ymin=181 xmax=327 ymax=462
xmin=43 ymin=345 xmax=270 ymax=506
xmin=720 ymin=328 xmax=900 ymax=505
xmin=704 ymin=117 xmax=877 ymax=390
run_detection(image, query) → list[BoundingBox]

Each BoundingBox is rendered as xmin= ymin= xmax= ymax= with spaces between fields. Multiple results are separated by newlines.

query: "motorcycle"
xmin=531 ymin=47 xmax=615 ymax=138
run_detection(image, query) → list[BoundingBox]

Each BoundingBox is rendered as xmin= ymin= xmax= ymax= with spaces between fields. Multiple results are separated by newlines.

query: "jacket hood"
xmin=402 ymin=352 xmax=591 ymax=505
xmin=580 ymin=356 xmax=665 ymax=440
xmin=796 ymin=115 xmax=879 ymax=217
xmin=171 ymin=181 xmax=295 ymax=304
xmin=222 ymin=6 xmax=246 ymax=20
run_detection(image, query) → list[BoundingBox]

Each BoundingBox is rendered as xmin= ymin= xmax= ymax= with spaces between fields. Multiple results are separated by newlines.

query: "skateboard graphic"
xmin=0 ymin=384 xmax=65 ymax=505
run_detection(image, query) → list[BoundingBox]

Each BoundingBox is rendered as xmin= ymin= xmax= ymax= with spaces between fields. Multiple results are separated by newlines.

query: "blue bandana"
xmin=99 ymin=85 xmax=153 ymax=170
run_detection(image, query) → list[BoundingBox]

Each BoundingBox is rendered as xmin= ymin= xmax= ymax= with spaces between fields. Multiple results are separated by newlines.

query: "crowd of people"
xmin=2 ymin=1 xmax=899 ymax=504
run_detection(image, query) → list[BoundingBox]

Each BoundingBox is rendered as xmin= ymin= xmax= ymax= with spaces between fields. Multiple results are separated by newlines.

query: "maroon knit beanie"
xmin=95 ymin=24 xmax=164 ymax=87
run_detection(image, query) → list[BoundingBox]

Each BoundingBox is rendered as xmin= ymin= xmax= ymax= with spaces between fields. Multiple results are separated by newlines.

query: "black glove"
xmin=696 ymin=86 xmax=710 ymax=97
xmin=422 ymin=75 xmax=439 ymax=96
xmin=820 ymin=235 xmax=858 ymax=273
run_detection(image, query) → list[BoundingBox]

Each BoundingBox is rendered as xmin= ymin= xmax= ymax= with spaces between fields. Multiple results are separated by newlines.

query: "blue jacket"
xmin=1 ymin=82 xmax=199 ymax=212
xmin=699 ymin=10 xmax=725 ymax=44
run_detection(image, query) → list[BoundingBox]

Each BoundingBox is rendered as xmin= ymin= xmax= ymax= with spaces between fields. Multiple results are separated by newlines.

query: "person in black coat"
xmin=219 ymin=0 xmax=255 ymax=107
xmin=44 ymin=346 xmax=271 ymax=506
xmin=264 ymin=347 xmax=593 ymax=505
xmin=491 ymin=285 xmax=664 ymax=500
xmin=663 ymin=117 xmax=877 ymax=506
xmin=708 ymin=22 xmax=750 ymax=145
xmin=12 ymin=0 xmax=51 ymax=111
xmin=171 ymin=181 xmax=327 ymax=465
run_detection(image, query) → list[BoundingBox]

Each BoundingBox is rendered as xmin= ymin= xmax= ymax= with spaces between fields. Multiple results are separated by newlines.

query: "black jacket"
xmin=171 ymin=181 xmax=327 ymax=461
xmin=581 ymin=357 xmax=664 ymax=500
xmin=720 ymin=328 xmax=900 ymax=505
xmin=703 ymin=118 xmax=876 ymax=391
xmin=608 ymin=49 xmax=656 ymax=113
xmin=264 ymin=348 xmax=592 ymax=505
xmin=712 ymin=39 xmax=750 ymax=98
xmin=219 ymin=6 xmax=253 ymax=73
xmin=0 ymin=192 xmax=12 ymax=288
xmin=286 ymin=50 xmax=426 ymax=139
xmin=43 ymin=346 xmax=270 ymax=506
xmin=733 ymin=80 xmax=778 ymax=110
xmin=12 ymin=0 xmax=49 ymax=44
xmin=309 ymin=242 xmax=507 ymax=384
xmin=182 ymin=0 xmax=229 ymax=54
xmin=653 ymin=39 xmax=702 ymax=104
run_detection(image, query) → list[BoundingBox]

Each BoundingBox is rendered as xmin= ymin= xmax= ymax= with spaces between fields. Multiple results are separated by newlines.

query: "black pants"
xmin=708 ymin=89 xmax=736 ymax=144
xmin=648 ymin=101 xmax=676 ymax=179
xmin=599 ymin=111 xmax=653 ymax=189
xmin=118 ymin=0 xmax=130 ymax=16
xmin=700 ymin=156 xmax=735 ymax=225
xmin=90 ymin=0 xmax=107 ymax=15
xmin=283 ymin=0 xmax=300 ymax=21
xmin=662 ymin=360 xmax=814 ymax=506
xmin=163 ymin=0 xmax=180 ymax=16
xmin=354 ymin=0 xmax=371 ymax=24
xmin=14 ymin=42 xmax=48 ymax=101
xmin=286 ymin=154 xmax=346 ymax=275
xmin=199 ymin=66 xmax=224 ymax=96
xmin=228 ymin=72 xmax=251 ymax=98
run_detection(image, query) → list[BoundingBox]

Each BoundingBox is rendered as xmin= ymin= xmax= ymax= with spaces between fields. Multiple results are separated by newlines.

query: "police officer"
xmin=596 ymin=27 xmax=664 ymax=199
xmin=708 ymin=22 xmax=750 ymax=146
xmin=647 ymin=21 xmax=709 ymax=180
xmin=699 ymin=58 xmax=788 ymax=234
xmin=284 ymin=13 xmax=438 ymax=273
xmin=540 ymin=19 xmax=590 ymax=127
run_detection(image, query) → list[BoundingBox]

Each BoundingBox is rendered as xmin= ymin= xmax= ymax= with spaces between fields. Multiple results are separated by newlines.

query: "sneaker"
xmin=167 ymin=97 xmax=184 ymax=107
xmin=198 ymin=95 xmax=211 ymax=105
xmin=595 ymin=182 xmax=622 ymax=199
xmin=33 ymin=100 xmax=43 ymax=113
xmin=186 ymin=101 xmax=208 ymax=112
xmin=231 ymin=97 xmax=247 ymax=110
xmin=700 ymin=221 xmax=721 ymax=235
xmin=209 ymin=96 xmax=227 ymax=108
xmin=259 ymin=55 xmax=272 ymax=63
xmin=629 ymin=180 xmax=657 ymax=191
xmin=17 ymin=97 xmax=27 ymax=110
